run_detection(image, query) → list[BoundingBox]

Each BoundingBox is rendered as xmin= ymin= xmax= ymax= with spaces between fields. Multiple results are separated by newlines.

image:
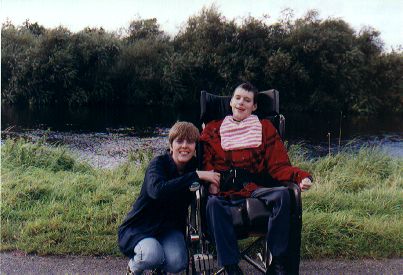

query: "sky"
xmin=1 ymin=0 xmax=402 ymax=51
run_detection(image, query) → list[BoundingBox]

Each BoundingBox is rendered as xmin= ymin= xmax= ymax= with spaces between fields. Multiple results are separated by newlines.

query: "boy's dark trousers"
xmin=206 ymin=187 xmax=301 ymax=274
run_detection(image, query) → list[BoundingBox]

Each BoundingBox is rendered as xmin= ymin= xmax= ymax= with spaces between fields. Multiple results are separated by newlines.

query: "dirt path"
xmin=1 ymin=252 xmax=402 ymax=274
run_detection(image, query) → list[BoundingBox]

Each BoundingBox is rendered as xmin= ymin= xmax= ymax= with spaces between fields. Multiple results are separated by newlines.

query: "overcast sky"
xmin=2 ymin=0 xmax=402 ymax=50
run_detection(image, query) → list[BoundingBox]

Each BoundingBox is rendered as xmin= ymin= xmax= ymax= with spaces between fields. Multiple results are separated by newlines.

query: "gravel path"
xmin=1 ymin=252 xmax=402 ymax=275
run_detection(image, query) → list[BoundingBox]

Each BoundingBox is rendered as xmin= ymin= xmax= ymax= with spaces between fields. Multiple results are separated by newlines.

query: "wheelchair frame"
xmin=186 ymin=90 xmax=302 ymax=275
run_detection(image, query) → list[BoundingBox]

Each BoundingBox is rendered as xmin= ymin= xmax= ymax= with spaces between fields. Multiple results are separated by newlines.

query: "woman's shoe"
xmin=126 ymin=264 xmax=134 ymax=275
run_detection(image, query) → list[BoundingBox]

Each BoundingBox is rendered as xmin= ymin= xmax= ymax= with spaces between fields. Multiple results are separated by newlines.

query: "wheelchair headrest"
xmin=200 ymin=90 xmax=280 ymax=124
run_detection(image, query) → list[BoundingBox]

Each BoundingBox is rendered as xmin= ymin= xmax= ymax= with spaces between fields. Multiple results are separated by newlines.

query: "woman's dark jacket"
xmin=118 ymin=153 xmax=199 ymax=258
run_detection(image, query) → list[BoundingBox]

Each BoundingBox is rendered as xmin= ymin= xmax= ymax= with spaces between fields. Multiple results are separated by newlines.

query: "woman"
xmin=118 ymin=122 xmax=220 ymax=275
xmin=200 ymin=83 xmax=313 ymax=275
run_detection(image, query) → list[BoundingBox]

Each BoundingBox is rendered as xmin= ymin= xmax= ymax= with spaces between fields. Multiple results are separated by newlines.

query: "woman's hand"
xmin=196 ymin=170 xmax=220 ymax=194
xmin=196 ymin=170 xmax=220 ymax=185
xmin=299 ymin=177 xmax=313 ymax=191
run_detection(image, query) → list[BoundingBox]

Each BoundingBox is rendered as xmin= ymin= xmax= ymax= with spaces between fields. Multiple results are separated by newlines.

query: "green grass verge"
xmin=288 ymin=144 xmax=403 ymax=259
xmin=1 ymin=139 xmax=402 ymax=258
xmin=1 ymin=139 xmax=151 ymax=256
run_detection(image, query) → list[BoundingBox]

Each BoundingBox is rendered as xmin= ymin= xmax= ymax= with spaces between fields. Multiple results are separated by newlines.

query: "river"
xmin=2 ymin=105 xmax=402 ymax=168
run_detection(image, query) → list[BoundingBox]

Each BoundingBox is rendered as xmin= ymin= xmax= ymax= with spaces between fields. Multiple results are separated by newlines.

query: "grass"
xmin=1 ymin=139 xmax=402 ymax=258
xmin=1 ymin=139 xmax=151 ymax=255
xmin=288 ymin=144 xmax=403 ymax=259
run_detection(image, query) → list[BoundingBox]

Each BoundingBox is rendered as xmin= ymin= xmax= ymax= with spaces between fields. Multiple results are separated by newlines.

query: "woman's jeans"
xmin=128 ymin=229 xmax=188 ymax=274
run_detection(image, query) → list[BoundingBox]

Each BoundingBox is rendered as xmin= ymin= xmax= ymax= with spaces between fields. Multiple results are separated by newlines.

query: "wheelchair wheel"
xmin=186 ymin=186 xmax=217 ymax=275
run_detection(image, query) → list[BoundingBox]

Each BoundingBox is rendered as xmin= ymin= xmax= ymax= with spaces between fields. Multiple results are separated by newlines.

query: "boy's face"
xmin=230 ymin=88 xmax=257 ymax=121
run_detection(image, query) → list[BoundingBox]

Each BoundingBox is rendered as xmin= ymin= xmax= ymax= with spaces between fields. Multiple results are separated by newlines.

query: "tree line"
xmin=2 ymin=8 xmax=402 ymax=114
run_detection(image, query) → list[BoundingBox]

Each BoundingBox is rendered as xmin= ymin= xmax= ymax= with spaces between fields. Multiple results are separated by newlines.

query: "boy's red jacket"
xmin=200 ymin=118 xmax=311 ymax=197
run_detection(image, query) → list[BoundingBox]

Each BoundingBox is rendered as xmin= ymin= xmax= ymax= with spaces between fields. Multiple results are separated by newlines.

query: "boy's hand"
xmin=299 ymin=177 xmax=313 ymax=192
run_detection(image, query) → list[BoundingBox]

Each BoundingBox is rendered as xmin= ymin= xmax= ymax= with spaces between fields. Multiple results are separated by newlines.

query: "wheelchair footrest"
xmin=193 ymin=254 xmax=215 ymax=272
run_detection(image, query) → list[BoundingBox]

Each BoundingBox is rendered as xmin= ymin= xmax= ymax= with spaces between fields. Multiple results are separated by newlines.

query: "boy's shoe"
xmin=152 ymin=268 xmax=167 ymax=275
xmin=266 ymin=256 xmax=287 ymax=275
xmin=224 ymin=264 xmax=244 ymax=275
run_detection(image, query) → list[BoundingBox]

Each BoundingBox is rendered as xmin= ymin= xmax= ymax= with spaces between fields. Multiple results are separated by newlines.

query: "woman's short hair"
xmin=169 ymin=121 xmax=200 ymax=145
xmin=232 ymin=82 xmax=259 ymax=104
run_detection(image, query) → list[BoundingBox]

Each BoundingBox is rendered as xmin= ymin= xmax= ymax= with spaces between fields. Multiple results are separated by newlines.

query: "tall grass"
xmin=289 ymin=144 xmax=402 ymax=259
xmin=1 ymin=139 xmax=402 ymax=258
xmin=1 ymin=139 xmax=150 ymax=255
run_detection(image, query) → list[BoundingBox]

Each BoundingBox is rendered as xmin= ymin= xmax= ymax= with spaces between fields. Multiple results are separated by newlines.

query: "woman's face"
xmin=170 ymin=137 xmax=196 ymax=169
xmin=230 ymin=88 xmax=257 ymax=121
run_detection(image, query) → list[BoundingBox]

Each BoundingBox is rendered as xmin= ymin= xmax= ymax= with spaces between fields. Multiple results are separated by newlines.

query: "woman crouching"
xmin=118 ymin=121 xmax=220 ymax=275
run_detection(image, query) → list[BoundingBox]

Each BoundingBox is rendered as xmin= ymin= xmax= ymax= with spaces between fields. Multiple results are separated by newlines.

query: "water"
xmin=1 ymin=104 xmax=198 ymax=133
xmin=284 ymin=113 xmax=403 ymax=158
xmin=2 ymin=105 xmax=402 ymax=158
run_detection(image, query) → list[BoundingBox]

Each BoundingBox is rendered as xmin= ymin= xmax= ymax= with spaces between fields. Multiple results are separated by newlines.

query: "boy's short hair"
xmin=233 ymin=82 xmax=259 ymax=104
xmin=169 ymin=121 xmax=200 ymax=145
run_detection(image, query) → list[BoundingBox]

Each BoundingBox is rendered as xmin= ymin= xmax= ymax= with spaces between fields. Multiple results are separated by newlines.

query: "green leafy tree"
xmin=126 ymin=18 xmax=167 ymax=42
xmin=23 ymin=19 xmax=46 ymax=36
xmin=1 ymin=22 xmax=38 ymax=104
xmin=113 ymin=19 xmax=172 ymax=106
xmin=69 ymin=27 xmax=121 ymax=106
xmin=168 ymin=6 xmax=238 ymax=105
xmin=26 ymin=27 xmax=76 ymax=105
xmin=1 ymin=8 xmax=402 ymax=113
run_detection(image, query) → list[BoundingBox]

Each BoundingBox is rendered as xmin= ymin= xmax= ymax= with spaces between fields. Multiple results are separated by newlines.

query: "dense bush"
xmin=2 ymin=8 xmax=402 ymax=114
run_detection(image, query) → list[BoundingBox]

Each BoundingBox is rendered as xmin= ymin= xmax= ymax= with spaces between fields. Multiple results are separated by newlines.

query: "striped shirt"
xmin=220 ymin=115 xmax=262 ymax=150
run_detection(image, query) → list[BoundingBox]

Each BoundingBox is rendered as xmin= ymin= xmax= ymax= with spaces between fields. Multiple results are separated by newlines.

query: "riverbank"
xmin=2 ymin=128 xmax=402 ymax=169
xmin=1 ymin=128 xmax=170 ymax=168
xmin=1 ymin=139 xmax=402 ymax=259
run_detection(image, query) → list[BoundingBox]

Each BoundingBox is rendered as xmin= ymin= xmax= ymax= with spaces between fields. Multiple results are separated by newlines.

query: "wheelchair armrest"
xmin=281 ymin=181 xmax=302 ymax=218
xmin=245 ymin=198 xmax=271 ymax=233
xmin=245 ymin=183 xmax=301 ymax=234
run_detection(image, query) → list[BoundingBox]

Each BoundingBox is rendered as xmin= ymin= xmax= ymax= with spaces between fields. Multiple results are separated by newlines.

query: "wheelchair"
xmin=186 ymin=90 xmax=302 ymax=275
